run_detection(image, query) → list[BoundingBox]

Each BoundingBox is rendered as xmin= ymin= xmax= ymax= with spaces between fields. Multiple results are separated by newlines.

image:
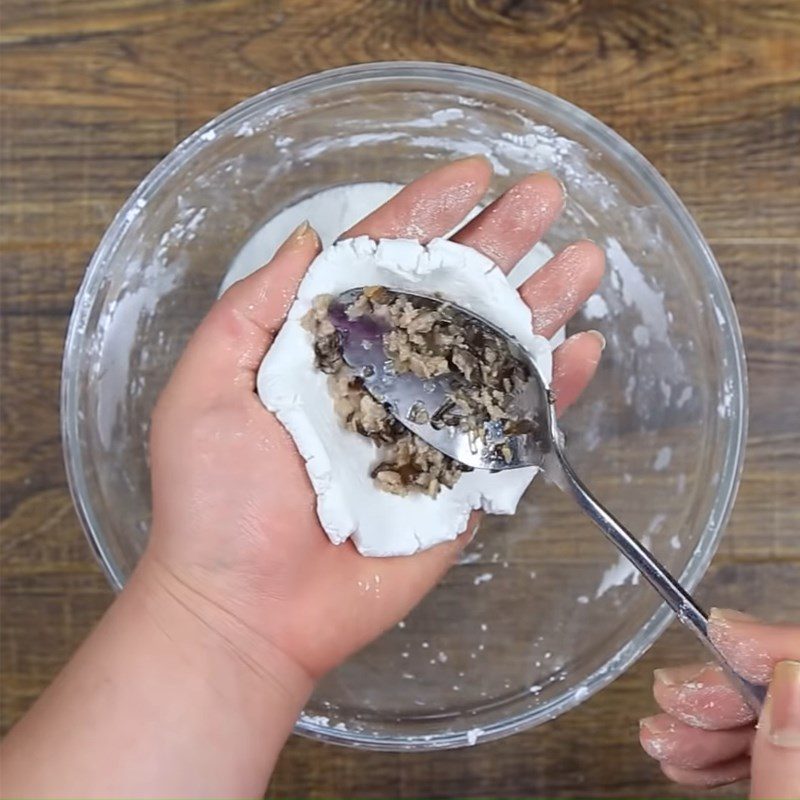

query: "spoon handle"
xmin=552 ymin=447 xmax=766 ymax=714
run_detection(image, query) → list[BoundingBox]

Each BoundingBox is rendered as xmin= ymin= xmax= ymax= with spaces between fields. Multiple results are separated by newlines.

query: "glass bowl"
xmin=62 ymin=62 xmax=747 ymax=750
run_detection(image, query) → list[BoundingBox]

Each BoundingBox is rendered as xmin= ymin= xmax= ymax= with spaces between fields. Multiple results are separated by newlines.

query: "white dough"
xmin=257 ymin=237 xmax=552 ymax=557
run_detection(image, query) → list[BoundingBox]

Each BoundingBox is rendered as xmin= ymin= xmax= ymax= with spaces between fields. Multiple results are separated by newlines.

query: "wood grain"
xmin=2 ymin=0 xmax=799 ymax=797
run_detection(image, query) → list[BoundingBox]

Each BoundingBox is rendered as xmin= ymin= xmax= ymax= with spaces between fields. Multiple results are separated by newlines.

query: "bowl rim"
xmin=61 ymin=60 xmax=748 ymax=751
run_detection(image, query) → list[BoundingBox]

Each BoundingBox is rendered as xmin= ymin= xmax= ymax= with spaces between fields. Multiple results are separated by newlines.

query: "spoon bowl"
xmin=329 ymin=287 xmax=553 ymax=471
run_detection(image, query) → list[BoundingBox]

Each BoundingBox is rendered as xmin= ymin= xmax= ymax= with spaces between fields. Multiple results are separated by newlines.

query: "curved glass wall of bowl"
xmin=62 ymin=63 xmax=746 ymax=750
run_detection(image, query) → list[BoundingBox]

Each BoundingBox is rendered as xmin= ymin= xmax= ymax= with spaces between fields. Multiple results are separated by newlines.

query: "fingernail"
xmin=654 ymin=667 xmax=685 ymax=686
xmin=640 ymin=715 xmax=677 ymax=734
xmin=709 ymin=607 xmax=760 ymax=625
xmin=555 ymin=175 xmax=568 ymax=206
xmin=654 ymin=663 xmax=710 ymax=687
xmin=708 ymin=609 xmax=775 ymax=684
xmin=292 ymin=220 xmax=310 ymax=240
xmin=453 ymin=154 xmax=490 ymax=167
xmin=760 ymin=660 xmax=800 ymax=749
xmin=281 ymin=220 xmax=319 ymax=251
xmin=586 ymin=330 xmax=606 ymax=351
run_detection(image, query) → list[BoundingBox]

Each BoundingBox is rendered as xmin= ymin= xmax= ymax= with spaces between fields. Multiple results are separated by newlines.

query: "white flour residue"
xmin=93 ymin=199 xmax=205 ymax=449
xmin=676 ymin=386 xmax=694 ymax=407
xmin=632 ymin=324 xmax=650 ymax=347
xmin=647 ymin=514 xmax=668 ymax=535
xmin=583 ymin=293 xmax=609 ymax=320
xmin=573 ymin=685 xmax=589 ymax=702
xmin=300 ymin=713 xmax=330 ymax=727
xmin=623 ymin=375 xmax=637 ymax=406
xmin=653 ymin=447 xmax=672 ymax=471
xmin=606 ymin=237 xmax=669 ymax=341
xmin=718 ymin=377 xmax=735 ymax=417
xmin=595 ymin=554 xmax=640 ymax=598
xmin=466 ymin=727 xmax=483 ymax=746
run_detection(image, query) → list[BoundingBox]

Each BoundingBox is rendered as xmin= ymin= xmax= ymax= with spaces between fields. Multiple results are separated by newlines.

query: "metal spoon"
xmin=329 ymin=287 xmax=766 ymax=713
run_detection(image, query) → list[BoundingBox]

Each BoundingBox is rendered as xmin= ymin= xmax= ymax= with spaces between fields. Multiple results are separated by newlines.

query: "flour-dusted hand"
xmin=145 ymin=157 xmax=606 ymax=681
xmin=640 ymin=608 xmax=800 ymax=799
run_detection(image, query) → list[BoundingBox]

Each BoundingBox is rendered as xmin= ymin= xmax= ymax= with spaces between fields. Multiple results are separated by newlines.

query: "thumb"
xmin=707 ymin=608 xmax=800 ymax=799
xmin=164 ymin=221 xmax=320 ymax=406
xmin=750 ymin=660 xmax=800 ymax=799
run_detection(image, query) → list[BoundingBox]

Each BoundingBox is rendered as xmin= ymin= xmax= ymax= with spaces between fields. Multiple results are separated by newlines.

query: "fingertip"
xmin=429 ymin=509 xmax=481 ymax=563
xmin=342 ymin=157 xmax=492 ymax=241
xmin=181 ymin=221 xmax=320 ymax=397
xmin=428 ymin=155 xmax=494 ymax=204
xmin=551 ymin=331 xmax=604 ymax=415
xmin=584 ymin=329 xmax=606 ymax=352
xmin=525 ymin=171 xmax=566 ymax=209
xmin=456 ymin=154 xmax=494 ymax=184
xmin=223 ymin=220 xmax=319 ymax=307
xmin=520 ymin=239 xmax=605 ymax=337
xmin=709 ymin=607 xmax=760 ymax=624
xmin=639 ymin=714 xmax=679 ymax=760
xmin=567 ymin=238 xmax=606 ymax=280
xmin=652 ymin=663 xmax=756 ymax=730
xmin=660 ymin=757 xmax=751 ymax=789
xmin=273 ymin=220 xmax=321 ymax=261
xmin=553 ymin=330 xmax=604 ymax=368
xmin=453 ymin=169 xmax=565 ymax=271
xmin=519 ymin=239 xmax=604 ymax=299
xmin=708 ymin=611 xmax=800 ymax=684
xmin=751 ymin=660 xmax=800 ymax=798
xmin=576 ymin=331 xmax=604 ymax=367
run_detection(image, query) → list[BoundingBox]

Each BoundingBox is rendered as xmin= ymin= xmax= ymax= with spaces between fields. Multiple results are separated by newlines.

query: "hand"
xmin=640 ymin=608 xmax=800 ymax=799
xmin=0 ymin=159 xmax=607 ymax=798
xmin=144 ymin=157 xmax=606 ymax=686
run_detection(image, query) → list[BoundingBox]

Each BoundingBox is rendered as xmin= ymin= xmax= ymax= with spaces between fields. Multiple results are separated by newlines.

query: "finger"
xmin=451 ymin=172 xmax=564 ymax=272
xmin=551 ymin=331 xmax=605 ymax=415
xmin=168 ymin=223 xmax=321 ymax=402
xmin=640 ymin=713 xmax=753 ymax=769
xmin=750 ymin=660 xmax=800 ymax=800
xmin=660 ymin=756 xmax=751 ymax=789
xmin=341 ymin=156 xmax=492 ymax=242
xmin=708 ymin=608 xmax=800 ymax=683
xmin=519 ymin=240 xmax=606 ymax=338
xmin=653 ymin=662 xmax=756 ymax=730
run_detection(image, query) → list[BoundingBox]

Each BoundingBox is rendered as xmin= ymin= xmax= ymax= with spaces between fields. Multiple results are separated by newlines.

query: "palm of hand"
xmin=146 ymin=159 xmax=605 ymax=679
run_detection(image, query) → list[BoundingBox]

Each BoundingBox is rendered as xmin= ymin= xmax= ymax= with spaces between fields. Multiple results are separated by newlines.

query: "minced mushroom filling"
xmin=303 ymin=287 xmax=530 ymax=497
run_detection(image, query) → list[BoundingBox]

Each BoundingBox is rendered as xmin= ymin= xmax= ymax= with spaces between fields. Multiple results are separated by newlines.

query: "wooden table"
xmin=2 ymin=1 xmax=798 ymax=796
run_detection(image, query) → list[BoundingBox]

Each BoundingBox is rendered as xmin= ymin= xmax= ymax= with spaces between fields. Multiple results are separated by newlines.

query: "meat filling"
xmin=303 ymin=287 xmax=530 ymax=497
